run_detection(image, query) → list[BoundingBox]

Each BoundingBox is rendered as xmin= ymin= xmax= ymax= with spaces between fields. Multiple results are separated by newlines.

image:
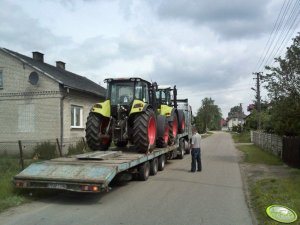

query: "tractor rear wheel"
xmin=156 ymin=115 xmax=169 ymax=148
xmin=168 ymin=112 xmax=178 ymax=145
xmin=133 ymin=109 xmax=157 ymax=153
xmin=85 ymin=112 xmax=111 ymax=150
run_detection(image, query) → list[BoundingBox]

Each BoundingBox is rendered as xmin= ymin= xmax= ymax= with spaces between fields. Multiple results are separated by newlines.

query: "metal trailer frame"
xmin=13 ymin=134 xmax=187 ymax=193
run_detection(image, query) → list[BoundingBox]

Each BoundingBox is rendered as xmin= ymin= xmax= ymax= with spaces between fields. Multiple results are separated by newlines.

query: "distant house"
xmin=0 ymin=48 xmax=106 ymax=154
xmin=227 ymin=104 xmax=247 ymax=131
xmin=227 ymin=116 xmax=246 ymax=131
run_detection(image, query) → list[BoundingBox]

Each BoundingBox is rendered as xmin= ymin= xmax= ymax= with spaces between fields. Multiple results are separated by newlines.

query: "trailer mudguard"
xmin=91 ymin=100 xmax=111 ymax=118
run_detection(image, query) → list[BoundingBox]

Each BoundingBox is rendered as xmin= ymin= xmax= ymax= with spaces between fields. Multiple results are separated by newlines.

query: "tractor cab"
xmin=105 ymin=78 xmax=153 ymax=107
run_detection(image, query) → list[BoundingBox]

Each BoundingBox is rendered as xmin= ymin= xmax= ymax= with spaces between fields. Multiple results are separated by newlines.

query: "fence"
xmin=251 ymin=131 xmax=300 ymax=168
xmin=282 ymin=136 xmax=300 ymax=168
xmin=251 ymin=131 xmax=282 ymax=157
xmin=0 ymin=137 xmax=89 ymax=169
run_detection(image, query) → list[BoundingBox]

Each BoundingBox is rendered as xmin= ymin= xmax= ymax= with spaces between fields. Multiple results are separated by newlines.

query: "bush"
xmin=67 ymin=139 xmax=89 ymax=155
xmin=32 ymin=142 xmax=57 ymax=160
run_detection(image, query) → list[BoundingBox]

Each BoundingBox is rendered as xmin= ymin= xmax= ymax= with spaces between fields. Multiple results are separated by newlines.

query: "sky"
xmin=0 ymin=0 xmax=298 ymax=117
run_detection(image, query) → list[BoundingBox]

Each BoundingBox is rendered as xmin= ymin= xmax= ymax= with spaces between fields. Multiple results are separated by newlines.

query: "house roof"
xmin=1 ymin=48 xmax=106 ymax=97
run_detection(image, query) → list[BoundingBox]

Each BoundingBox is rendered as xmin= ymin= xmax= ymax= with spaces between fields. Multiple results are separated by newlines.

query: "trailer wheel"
xmin=158 ymin=154 xmax=165 ymax=171
xmin=156 ymin=115 xmax=169 ymax=148
xmin=138 ymin=161 xmax=150 ymax=181
xmin=177 ymin=139 xmax=185 ymax=159
xmin=150 ymin=158 xmax=158 ymax=175
xmin=177 ymin=110 xmax=185 ymax=134
xmin=85 ymin=112 xmax=111 ymax=150
xmin=168 ymin=112 xmax=178 ymax=145
xmin=133 ymin=109 xmax=157 ymax=153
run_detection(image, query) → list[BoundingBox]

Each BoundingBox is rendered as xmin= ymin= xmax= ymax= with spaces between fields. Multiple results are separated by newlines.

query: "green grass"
xmin=0 ymin=156 xmax=58 ymax=212
xmin=251 ymin=173 xmax=300 ymax=225
xmin=0 ymin=157 xmax=30 ymax=212
xmin=237 ymin=140 xmax=300 ymax=224
xmin=237 ymin=145 xmax=283 ymax=165
xmin=231 ymin=131 xmax=251 ymax=143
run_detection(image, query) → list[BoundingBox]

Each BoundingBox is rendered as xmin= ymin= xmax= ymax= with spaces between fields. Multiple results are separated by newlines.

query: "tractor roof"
xmin=158 ymin=85 xmax=172 ymax=90
xmin=104 ymin=77 xmax=151 ymax=85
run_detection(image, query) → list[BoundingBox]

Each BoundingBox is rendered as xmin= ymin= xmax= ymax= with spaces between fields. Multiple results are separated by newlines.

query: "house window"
xmin=71 ymin=105 xmax=83 ymax=128
xmin=18 ymin=104 xmax=35 ymax=132
xmin=0 ymin=70 xmax=3 ymax=89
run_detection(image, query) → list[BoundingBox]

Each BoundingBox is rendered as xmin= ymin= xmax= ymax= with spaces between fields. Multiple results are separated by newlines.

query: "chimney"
xmin=56 ymin=61 xmax=65 ymax=70
xmin=32 ymin=51 xmax=44 ymax=62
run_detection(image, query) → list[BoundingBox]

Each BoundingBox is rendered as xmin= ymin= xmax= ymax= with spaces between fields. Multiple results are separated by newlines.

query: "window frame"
xmin=71 ymin=105 xmax=83 ymax=128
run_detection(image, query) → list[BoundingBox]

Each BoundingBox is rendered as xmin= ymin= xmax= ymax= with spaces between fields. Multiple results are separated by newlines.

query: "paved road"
xmin=0 ymin=132 xmax=253 ymax=225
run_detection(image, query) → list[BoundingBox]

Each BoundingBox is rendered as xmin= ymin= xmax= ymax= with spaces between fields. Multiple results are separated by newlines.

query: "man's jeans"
xmin=191 ymin=148 xmax=202 ymax=172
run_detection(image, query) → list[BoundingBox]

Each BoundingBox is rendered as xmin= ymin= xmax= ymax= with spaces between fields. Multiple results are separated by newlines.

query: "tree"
xmin=195 ymin=97 xmax=222 ymax=133
xmin=262 ymin=33 xmax=300 ymax=135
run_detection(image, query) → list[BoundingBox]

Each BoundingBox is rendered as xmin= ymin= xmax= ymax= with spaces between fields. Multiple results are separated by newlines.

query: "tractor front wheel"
xmin=133 ymin=109 xmax=157 ymax=153
xmin=85 ymin=112 xmax=111 ymax=150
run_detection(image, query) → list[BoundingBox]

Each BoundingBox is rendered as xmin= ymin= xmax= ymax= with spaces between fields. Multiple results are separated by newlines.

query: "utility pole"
xmin=252 ymin=72 xmax=262 ymax=130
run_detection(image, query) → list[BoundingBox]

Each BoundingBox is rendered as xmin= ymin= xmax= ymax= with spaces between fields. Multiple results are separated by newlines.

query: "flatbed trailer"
xmin=13 ymin=134 xmax=187 ymax=193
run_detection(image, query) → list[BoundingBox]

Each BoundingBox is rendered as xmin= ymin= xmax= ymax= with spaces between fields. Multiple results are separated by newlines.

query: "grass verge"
xmin=237 ymin=145 xmax=283 ymax=165
xmin=251 ymin=174 xmax=300 ymax=225
xmin=236 ymin=143 xmax=300 ymax=224
xmin=0 ymin=157 xmax=31 ymax=212
xmin=0 ymin=156 xmax=57 ymax=213
xmin=231 ymin=131 xmax=251 ymax=143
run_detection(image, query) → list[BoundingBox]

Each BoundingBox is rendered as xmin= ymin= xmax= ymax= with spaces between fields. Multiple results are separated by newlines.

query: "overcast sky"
xmin=1 ymin=0 xmax=296 ymax=117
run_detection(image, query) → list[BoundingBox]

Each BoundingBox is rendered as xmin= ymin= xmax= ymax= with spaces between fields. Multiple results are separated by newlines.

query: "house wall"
xmin=0 ymin=50 xmax=61 ymax=154
xmin=63 ymin=89 xmax=103 ymax=139
xmin=0 ymin=50 xmax=105 ymax=155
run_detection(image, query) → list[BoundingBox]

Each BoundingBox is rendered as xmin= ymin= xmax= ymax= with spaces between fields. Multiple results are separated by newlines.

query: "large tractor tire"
xmin=85 ymin=112 xmax=111 ymax=150
xmin=177 ymin=110 xmax=185 ymax=134
xmin=168 ymin=112 xmax=178 ymax=145
xmin=133 ymin=108 xmax=157 ymax=153
xmin=156 ymin=115 xmax=169 ymax=148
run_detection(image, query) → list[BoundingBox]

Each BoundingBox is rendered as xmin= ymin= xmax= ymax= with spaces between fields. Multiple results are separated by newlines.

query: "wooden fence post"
xmin=82 ymin=137 xmax=87 ymax=151
xmin=18 ymin=140 xmax=24 ymax=170
xmin=56 ymin=138 xmax=62 ymax=157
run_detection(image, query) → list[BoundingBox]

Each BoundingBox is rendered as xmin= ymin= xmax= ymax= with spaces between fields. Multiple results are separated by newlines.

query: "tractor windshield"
xmin=156 ymin=89 xmax=171 ymax=105
xmin=109 ymin=82 xmax=134 ymax=105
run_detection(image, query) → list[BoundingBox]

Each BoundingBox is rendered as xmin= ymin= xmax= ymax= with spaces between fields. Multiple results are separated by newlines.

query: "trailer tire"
xmin=168 ymin=112 xmax=178 ymax=145
xmin=177 ymin=110 xmax=185 ymax=134
xmin=177 ymin=139 xmax=185 ymax=159
xmin=158 ymin=154 xmax=165 ymax=171
xmin=138 ymin=161 xmax=150 ymax=181
xmin=156 ymin=115 xmax=169 ymax=148
xmin=150 ymin=158 xmax=158 ymax=175
xmin=133 ymin=109 xmax=157 ymax=153
xmin=85 ymin=112 xmax=111 ymax=150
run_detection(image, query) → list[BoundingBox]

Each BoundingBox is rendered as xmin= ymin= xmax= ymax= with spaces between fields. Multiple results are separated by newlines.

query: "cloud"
xmin=148 ymin=0 xmax=277 ymax=39
xmin=0 ymin=1 xmax=71 ymax=53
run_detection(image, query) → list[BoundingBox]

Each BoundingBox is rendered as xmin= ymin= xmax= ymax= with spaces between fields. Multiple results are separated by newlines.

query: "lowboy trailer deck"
xmin=13 ymin=134 xmax=186 ymax=193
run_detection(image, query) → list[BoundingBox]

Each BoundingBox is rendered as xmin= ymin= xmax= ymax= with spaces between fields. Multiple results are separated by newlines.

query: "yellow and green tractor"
xmin=85 ymin=78 xmax=169 ymax=153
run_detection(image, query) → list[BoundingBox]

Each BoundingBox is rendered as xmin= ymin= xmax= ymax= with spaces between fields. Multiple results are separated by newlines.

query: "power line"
xmin=255 ymin=0 xmax=300 ymax=72
xmin=266 ymin=0 xmax=300 ymax=67
xmin=256 ymin=0 xmax=288 ymax=71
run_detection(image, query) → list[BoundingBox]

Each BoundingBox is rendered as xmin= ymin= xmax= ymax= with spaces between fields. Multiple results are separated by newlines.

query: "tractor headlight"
xmin=94 ymin=103 xmax=102 ymax=109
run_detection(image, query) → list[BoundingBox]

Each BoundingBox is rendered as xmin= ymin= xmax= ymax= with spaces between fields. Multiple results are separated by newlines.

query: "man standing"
xmin=191 ymin=126 xmax=202 ymax=172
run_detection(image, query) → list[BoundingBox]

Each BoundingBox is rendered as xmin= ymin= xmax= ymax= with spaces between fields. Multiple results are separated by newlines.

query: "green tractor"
xmin=85 ymin=77 xmax=169 ymax=153
xmin=156 ymin=85 xmax=186 ymax=145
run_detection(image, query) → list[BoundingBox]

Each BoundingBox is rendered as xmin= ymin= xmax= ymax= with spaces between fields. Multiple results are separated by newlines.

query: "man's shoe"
xmin=190 ymin=170 xmax=196 ymax=172
xmin=197 ymin=169 xmax=202 ymax=172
